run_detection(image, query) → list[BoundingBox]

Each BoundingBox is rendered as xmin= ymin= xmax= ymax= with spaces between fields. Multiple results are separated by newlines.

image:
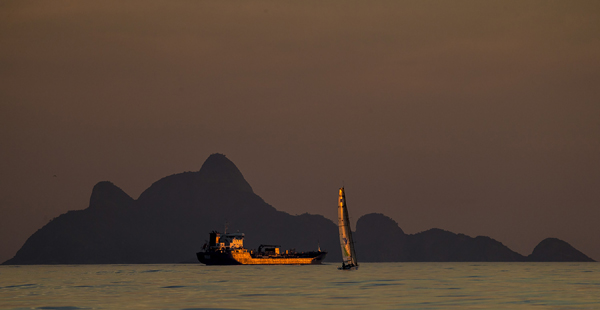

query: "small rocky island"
xmin=3 ymin=154 xmax=594 ymax=264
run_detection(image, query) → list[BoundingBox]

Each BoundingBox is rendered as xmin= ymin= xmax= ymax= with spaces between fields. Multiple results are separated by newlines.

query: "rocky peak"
xmin=356 ymin=213 xmax=405 ymax=235
xmin=527 ymin=238 xmax=595 ymax=262
xmin=87 ymin=181 xmax=134 ymax=210
xmin=197 ymin=153 xmax=253 ymax=193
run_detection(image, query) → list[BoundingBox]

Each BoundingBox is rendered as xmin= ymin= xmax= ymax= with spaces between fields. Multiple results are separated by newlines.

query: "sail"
xmin=338 ymin=187 xmax=357 ymax=267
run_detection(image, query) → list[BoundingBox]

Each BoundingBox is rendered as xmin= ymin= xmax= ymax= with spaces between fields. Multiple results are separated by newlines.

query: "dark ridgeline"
xmin=354 ymin=213 xmax=593 ymax=262
xmin=354 ymin=213 xmax=524 ymax=262
xmin=3 ymin=154 xmax=595 ymax=264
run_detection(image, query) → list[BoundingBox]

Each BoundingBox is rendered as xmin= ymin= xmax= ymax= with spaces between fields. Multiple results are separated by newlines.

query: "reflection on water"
xmin=1 ymin=263 xmax=599 ymax=309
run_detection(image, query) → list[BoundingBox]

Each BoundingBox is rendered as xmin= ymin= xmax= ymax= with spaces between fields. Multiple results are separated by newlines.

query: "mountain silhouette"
xmin=353 ymin=213 xmax=593 ymax=262
xmin=3 ymin=154 xmax=594 ymax=264
xmin=355 ymin=213 xmax=519 ymax=262
xmin=527 ymin=238 xmax=594 ymax=262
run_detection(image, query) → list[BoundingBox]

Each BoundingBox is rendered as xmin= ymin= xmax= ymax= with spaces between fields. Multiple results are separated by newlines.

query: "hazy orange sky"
xmin=1 ymin=0 xmax=599 ymax=262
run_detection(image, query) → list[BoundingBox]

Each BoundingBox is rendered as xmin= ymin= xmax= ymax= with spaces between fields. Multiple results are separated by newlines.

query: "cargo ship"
xmin=196 ymin=231 xmax=327 ymax=265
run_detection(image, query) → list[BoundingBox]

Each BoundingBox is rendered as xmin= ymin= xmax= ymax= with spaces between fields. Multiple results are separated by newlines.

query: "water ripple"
xmin=37 ymin=307 xmax=90 ymax=310
xmin=3 ymin=283 xmax=37 ymax=289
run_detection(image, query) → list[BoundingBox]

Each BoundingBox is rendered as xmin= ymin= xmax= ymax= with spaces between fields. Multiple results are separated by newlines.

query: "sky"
xmin=1 ymin=0 xmax=599 ymax=263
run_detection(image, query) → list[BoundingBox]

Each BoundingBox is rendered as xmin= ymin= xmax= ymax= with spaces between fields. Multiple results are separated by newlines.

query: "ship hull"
xmin=196 ymin=250 xmax=327 ymax=265
xmin=338 ymin=264 xmax=359 ymax=270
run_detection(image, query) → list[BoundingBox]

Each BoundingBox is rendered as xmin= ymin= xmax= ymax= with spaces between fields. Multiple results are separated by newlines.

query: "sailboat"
xmin=338 ymin=187 xmax=358 ymax=270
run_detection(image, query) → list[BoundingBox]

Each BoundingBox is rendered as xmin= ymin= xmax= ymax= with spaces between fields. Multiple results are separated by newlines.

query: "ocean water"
xmin=1 ymin=263 xmax=599 ymax=309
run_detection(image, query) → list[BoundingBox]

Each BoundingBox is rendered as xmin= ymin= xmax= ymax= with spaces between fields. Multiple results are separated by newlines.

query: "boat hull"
xmin=196 ymin=250 xmax=327 ymax=265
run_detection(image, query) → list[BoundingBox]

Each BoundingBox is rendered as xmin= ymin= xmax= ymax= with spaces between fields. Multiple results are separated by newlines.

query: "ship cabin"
xmin=209 ymin=231 xmax=245 ymax=251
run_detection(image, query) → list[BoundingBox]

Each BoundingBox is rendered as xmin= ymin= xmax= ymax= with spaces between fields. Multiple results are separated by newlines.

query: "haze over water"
xmin=2 ymin=1 xmax=600 ymax=264
xmin=1 ymin=263 xmax=598 ymax=309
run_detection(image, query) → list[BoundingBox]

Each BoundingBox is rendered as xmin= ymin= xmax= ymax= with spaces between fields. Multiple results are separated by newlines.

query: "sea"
xmin=1 ymin=263 xmax=599 ymax=309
